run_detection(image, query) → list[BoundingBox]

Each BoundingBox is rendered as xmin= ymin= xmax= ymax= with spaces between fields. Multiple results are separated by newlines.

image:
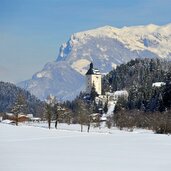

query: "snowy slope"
xmin=106 ymin=101 xmax=116 ymax=116
xmin=18 ymin=24 xmax=171 ymax=100
xmin=1 ymin=123 xmax=171 ymax=171
xmin=18 ymin=61 xmax=85 ymax=100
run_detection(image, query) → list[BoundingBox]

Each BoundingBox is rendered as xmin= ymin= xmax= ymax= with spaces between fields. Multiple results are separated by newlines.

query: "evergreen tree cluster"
xmin=103 ymin=58 xmax=171 ymax=112
xmin=0 ymin=81 xmax=45 ymax=116
xmin=102 ymin=58 xmax=171 ymax=134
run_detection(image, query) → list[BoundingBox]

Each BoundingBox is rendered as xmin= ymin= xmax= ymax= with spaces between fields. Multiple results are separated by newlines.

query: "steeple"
xmin=85 ymin=62 xmax=102 ymax=95
xmin=86 ymin=62 xmax=100 ymax=75
xmin=86 ymin=62 xmax=94 ymax=75
xmin=90 ymin=62 xmax=93 ymax=69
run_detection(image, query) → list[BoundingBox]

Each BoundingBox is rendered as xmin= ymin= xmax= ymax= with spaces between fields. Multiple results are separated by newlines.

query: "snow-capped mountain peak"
xmin=18 ymin=23 xmax=171 ymax=100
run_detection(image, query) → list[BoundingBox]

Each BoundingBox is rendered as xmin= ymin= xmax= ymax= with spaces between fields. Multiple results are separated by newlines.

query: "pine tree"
xmin=11 ymin=93 xmax=27 ymax=126
xmin=103 ymin=101 xmax=108 ymax=114
xmin=46 ymin=104 xmax=52 ymax=129
xmin=90 ymin=83 xmax=98 ymax=102
xmin=162 ymin=73 xmax=171 ymax=110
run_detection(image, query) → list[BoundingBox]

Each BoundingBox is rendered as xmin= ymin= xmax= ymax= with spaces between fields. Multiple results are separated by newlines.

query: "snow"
xmin=36 ymin=71 xmax=52 ymax=79
xmin=70 ymin=24 xmax=171 ymax=58
xmin=71 ymin=59 xmax=90 ymax=75
xmin=1 ymin=119 xmax=15 ymax=124
xmin=106 ymin=101 xmax=116 ymax=116
xmin=114 ymin=90 xmax=128 ymax=99
xmin=152 ymin=82 xmax=166 ymax=87
xmin=100 ymin=114 xmax=107 ymax=121
xmin=6 ymin=113 xmax=14 ymax=116
xmin=18 ymin=23 xmax=171 ymax=100
xmin=18 ymin=61 xmax=85 ymax=100
xmin=1 ymin=123 xmax=171 ymax=171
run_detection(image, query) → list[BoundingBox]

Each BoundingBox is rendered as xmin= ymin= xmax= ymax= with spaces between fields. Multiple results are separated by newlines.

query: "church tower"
xmin=85 ymin=62 xmax=102 ymax=95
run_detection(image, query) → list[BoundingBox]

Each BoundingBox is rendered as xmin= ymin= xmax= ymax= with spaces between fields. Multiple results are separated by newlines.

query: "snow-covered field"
xmin=0 ymin=123 xmax=171 ymax=171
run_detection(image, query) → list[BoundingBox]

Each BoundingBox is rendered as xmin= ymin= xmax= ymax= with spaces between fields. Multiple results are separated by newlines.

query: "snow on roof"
xmin=152 ymin=82 xmax=166 ymax=87
xmin=114 ymin=90 xmax=128 ymax=96
xmin=1 ymin=119 xmax=15 ymax=124
xmin=93 ymin=68 xmax=101 ymax=74
xmin=6 ymin=113 xmax=14 ymax=116
xmin=90 ymin=113 xmax=99 ymax=117
xmin=18 ymin=114 xmax=29 ymax=118
xmin=30 ymin=117 xmax=41 ymax=121
xmin=27 ymin=114 xmax=34 ymax=118
xmin=100 ymin=114 xmax=107 ymax=121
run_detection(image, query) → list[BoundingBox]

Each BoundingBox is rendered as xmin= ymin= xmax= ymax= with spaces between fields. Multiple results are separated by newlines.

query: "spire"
xmin=90 ymin=62 xmax=93 ymax=69
xmin=86 ymin=62 xmax=101 ymax=75
xmin=86 ymin=62 xmax=94 ymax=75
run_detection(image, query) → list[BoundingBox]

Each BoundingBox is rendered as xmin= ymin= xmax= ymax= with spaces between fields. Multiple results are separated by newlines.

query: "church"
xmin=85 ymin=62 xmax=128 ymax=117
xmin=85 ymin=62 xmax=102 ymax=95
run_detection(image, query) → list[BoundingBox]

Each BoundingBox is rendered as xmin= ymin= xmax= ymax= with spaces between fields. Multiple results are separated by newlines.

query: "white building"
xmin=114 ymin=90 xmax=128 ymax=100
xmin=85 ymin=63 xmax=102 ymax=95
xmin=152 ymin=82 xmax=166 ymax=88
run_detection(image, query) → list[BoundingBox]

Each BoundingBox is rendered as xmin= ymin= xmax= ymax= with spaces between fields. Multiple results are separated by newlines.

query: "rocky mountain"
xmin=18 ymin=62 xmax=85 ymax=101
xmin=18 ymin=24 xmax=171 ymax=101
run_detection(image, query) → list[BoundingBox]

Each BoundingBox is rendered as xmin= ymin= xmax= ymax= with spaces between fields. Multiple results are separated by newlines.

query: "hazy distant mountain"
xmin=18 ymin=24 xmax=171 ymax=100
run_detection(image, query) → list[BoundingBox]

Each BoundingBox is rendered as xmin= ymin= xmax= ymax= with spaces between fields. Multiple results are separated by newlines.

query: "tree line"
xmin=1 ymin=58 xmax=171 ymax=134
xmin=103 ymin=58 xmax=171 ymax=133
xmin=0 ymin=81 xmax=44 ymax=116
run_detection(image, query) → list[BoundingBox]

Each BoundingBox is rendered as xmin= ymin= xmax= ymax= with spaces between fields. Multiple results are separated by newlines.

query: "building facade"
xmin=86 ymin=63 xmax=102 ymax=95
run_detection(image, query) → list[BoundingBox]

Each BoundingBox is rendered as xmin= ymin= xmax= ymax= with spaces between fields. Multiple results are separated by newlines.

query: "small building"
xmin=90 ymin=113 xmax=106 ymax=122
xmin=1 ymin=119 xmax=15 ymax=124
xmin=114 ymin=90 xmax=128 ymax=100
xmin=18 ymin=115 xmax=29 ymax=122
xmin=86 ymin=62 xmax=102 ymax=95
xmin=30 ymin=117 xmax=41 ymax=122
xmin=152 ymin=82 xmax=166 ymax=88
xmin=5 ymin=113 xmax=29 ymax=122
xmin=27 ymin=114 xmax=34 ymax=118
xmin=5 ymin=113 xmax=16 ymax=120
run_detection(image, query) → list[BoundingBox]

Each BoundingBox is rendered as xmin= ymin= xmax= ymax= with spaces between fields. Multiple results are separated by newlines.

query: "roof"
xmin=1 ymin=119 xmax=15 ymax=124
xmin=86 ymin=62 xmax=101 ymax=75
xmin=152 ymin=82 xmax=166 ymax=87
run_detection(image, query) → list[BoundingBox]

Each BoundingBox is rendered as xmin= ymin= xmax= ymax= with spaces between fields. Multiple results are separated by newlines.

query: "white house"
xmin=85 ymin=62 xmax=102 ymax=95
xmin=152 ymin=82 xmax=166 ymax=87
xmin=114 ymin=90 xmax=129 ymax=100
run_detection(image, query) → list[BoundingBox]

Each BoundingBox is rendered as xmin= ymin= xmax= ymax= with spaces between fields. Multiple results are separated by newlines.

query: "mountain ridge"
xmin=18 ymin=23 xmax=171 ymax=101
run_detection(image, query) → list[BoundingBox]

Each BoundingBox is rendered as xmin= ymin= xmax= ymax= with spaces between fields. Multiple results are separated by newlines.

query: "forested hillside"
xmin=0 ymin=81 xmax=45 ymax=116
xmin=103 ymin=58 xmax=170 ymax=92
xmin=102 ymin=58 xmax=171 ymax=133
xmin=103 ymin=58 xmax=171 ymax=111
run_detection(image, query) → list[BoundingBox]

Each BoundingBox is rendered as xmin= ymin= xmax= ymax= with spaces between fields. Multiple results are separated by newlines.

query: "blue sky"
xmin=0 ymin=0 xmax=171 ymax=83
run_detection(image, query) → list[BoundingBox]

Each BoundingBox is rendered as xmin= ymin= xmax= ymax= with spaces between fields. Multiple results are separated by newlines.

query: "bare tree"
xmin=106 ymin=116 xmax=112 ymax=129
xmin=74 ymin=99 xmax=92 ymax=132
xmin=46 ymin=104 xmax=52 ymax=129
xmin=35 ymin=104 xmax=46 ymax=121
xmin=54 ymin=105 xmax=65 ymax=129
xmin=45 ymin=95 xmax=56 ymax=129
